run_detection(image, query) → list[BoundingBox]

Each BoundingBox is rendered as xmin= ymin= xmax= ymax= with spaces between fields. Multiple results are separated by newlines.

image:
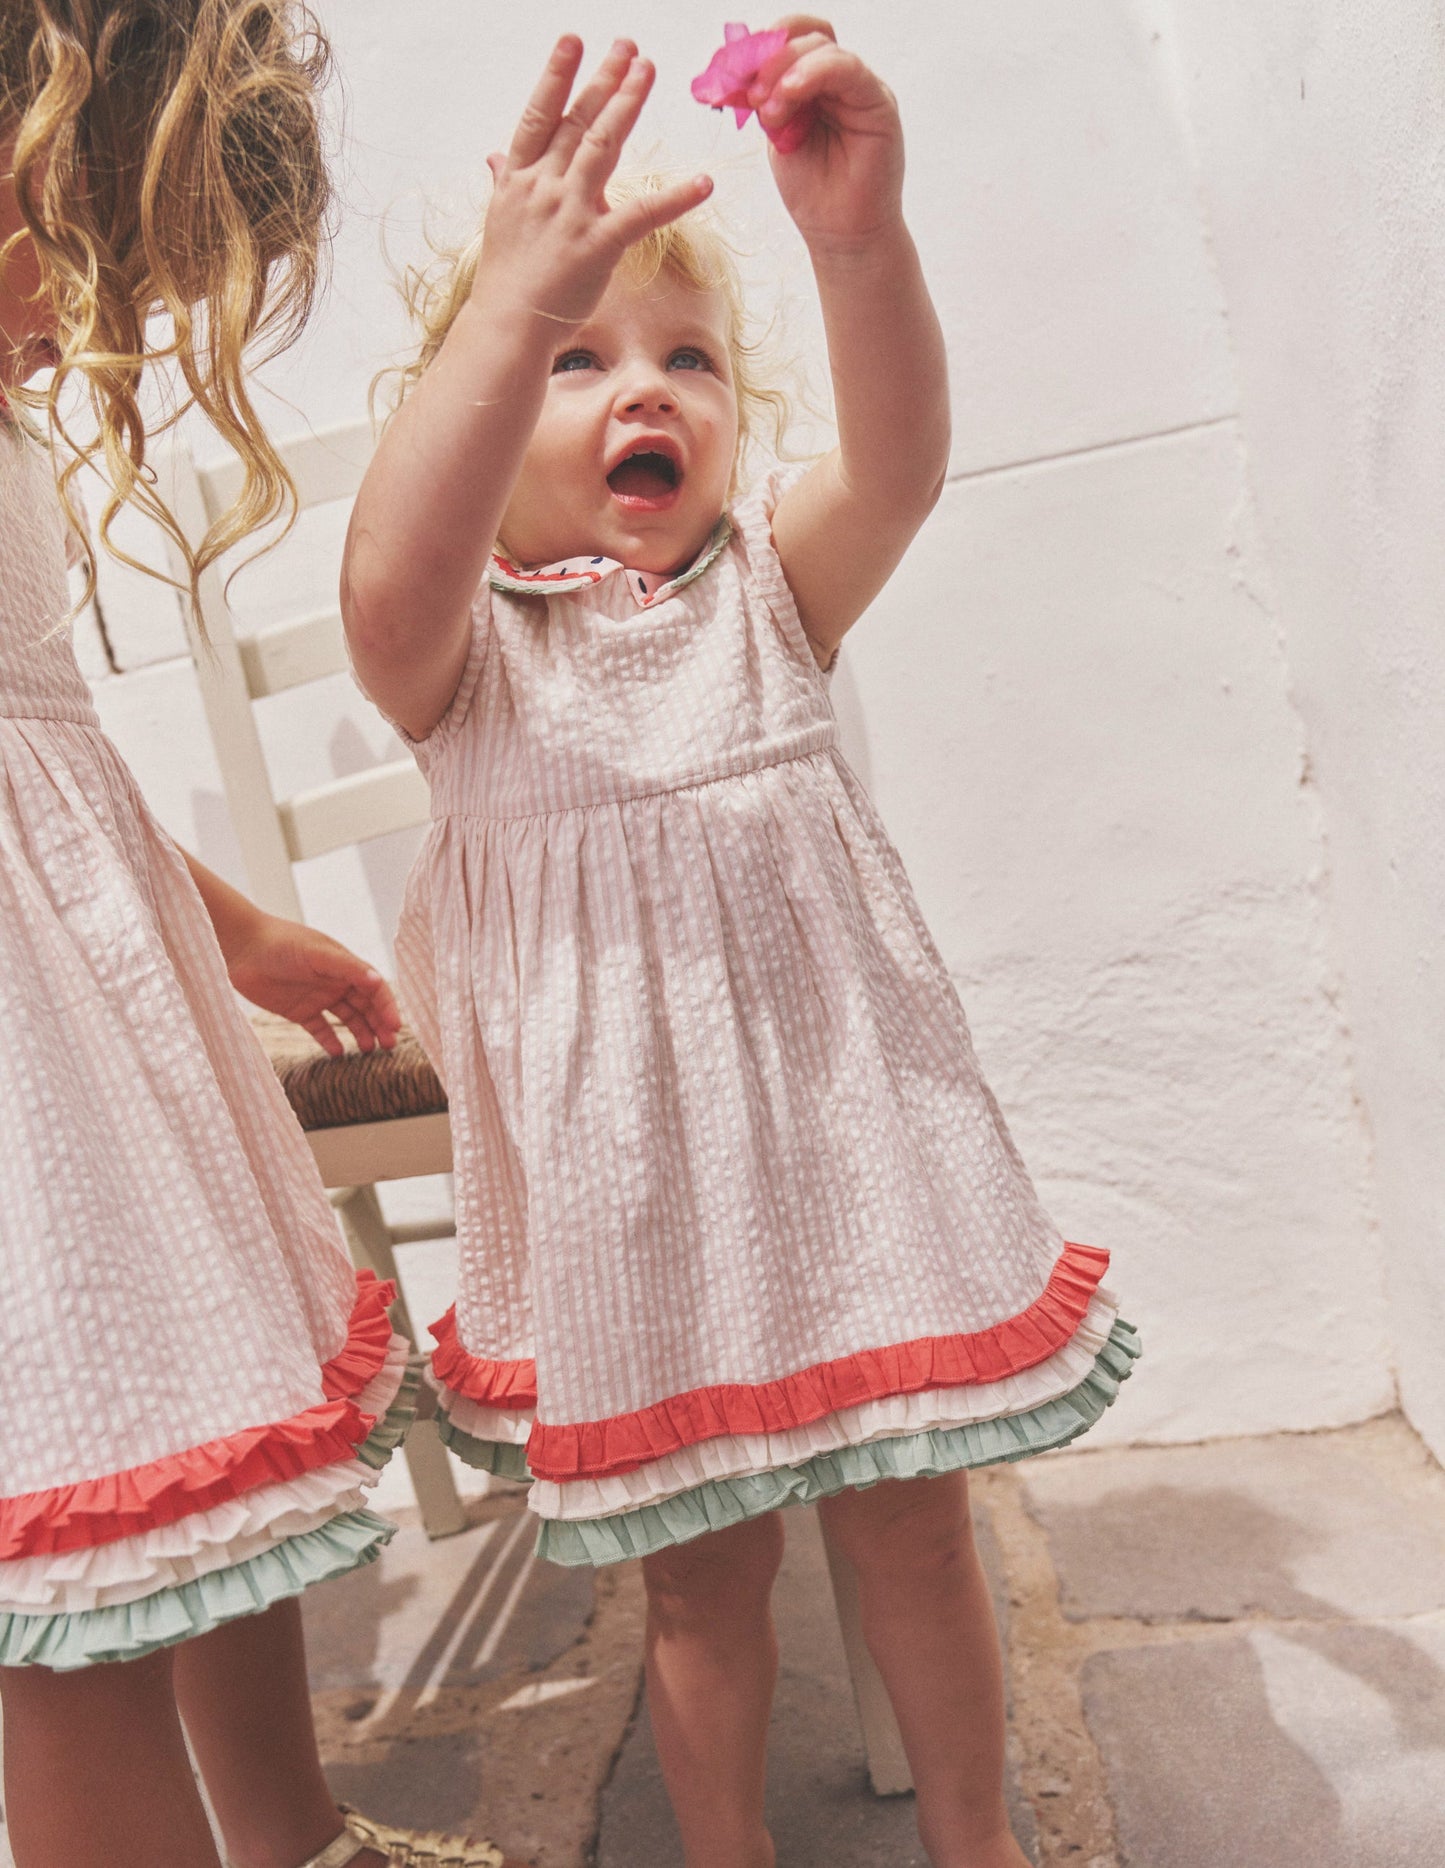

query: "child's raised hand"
xmin=747 ymin=19 xmax=905 ymax=254
xmin=226 ymin=916 xmax=402 ymax=1057
xmin=477 ymin=36 xmax=714 ymax=330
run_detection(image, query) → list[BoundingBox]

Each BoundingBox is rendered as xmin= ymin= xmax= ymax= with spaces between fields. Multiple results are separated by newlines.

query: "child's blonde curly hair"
xmin=0 ymin=0 xmax=333 ymax=607
xmin=380 ymin=173 xmax=796 ymax=493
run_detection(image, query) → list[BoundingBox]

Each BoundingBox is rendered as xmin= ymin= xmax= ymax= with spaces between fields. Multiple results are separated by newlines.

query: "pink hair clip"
xmin=691 ymin=22 xmax=816 ymax=153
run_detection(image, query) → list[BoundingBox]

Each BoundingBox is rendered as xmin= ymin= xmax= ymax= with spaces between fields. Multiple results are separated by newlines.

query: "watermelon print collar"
xmin=489 ymin=515 xmax=733 ymax=609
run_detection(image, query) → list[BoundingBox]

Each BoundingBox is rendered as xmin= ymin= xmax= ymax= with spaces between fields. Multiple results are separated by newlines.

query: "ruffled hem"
xmin=437 ymin=1291 xmax=1124 ymax=1508
xmin=0 ymin=1508 xmax=394 ymax=1670
xmin=429 ymin=1313 xmax=536 ymax=1407
xmin=0 ymin=1465 xmax=373 ymax=1614
xmin=322 ymin=1271 xmax=398 ymax=1401
xmin=438 ymin=1391 xmax=534 ymax=1448
xmin=531 ymin=1319 xmax=1139 ymax=1566
xmin=356 ymin=1354 xmax=422 ymax=1472
xmin=530 ymin=1292 xmax=1123 ymax=1519
xmin=430 ymin=1242 xmax=1110 ymax=1482
xmin=0 ymin=1274 xmax=402 ymax=1560
xmin=436 ymin=1414 xmax=533 ymax=1480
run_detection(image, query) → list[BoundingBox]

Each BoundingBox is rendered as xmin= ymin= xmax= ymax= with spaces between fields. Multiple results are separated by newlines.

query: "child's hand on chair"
xmin=227 ymin=915 xmax=401 ymax=1056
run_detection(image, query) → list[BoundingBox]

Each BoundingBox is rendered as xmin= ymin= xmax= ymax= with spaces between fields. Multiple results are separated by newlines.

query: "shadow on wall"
xmin=830 ymin=652 xmax=873 ymax=795
xmin=331 ymin=714 xmax=425 ymax=968
xmin=191 ymin=786 xmax=247 ymax=888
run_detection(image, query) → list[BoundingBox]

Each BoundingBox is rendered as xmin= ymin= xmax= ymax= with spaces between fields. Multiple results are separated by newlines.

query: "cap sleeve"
xmin=727 ymin=463 xmax=836 ymax=674
xmin=349 ymin=586 xmax=490 ymax=773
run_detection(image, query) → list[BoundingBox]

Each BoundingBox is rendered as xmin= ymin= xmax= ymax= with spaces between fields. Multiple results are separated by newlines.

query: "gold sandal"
xmin=336 ymin=1803 xmax=511 ymax=1866
xmin=279 ymin=1806 xmax=511 ymax=1868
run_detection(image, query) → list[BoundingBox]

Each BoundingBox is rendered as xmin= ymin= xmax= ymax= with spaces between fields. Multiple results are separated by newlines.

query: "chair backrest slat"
xmin=160 ymin=418 xmax=429 ymax=920
xmin=278 ymin=762 xmax=431 ymax=865
xmin=199 ymin=419 xmax=374 ymax=522
xmin=240 ymin=610 xmax=350 ymax=698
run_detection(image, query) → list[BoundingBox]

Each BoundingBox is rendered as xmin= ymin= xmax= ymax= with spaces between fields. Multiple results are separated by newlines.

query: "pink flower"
xmin=691 ymin=22 xmax=815 ymax=153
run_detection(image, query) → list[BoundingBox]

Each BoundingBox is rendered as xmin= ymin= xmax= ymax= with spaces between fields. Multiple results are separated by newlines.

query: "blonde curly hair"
xmin=380 ymin=174 xmax=795 ymax=491
xmin=0 ymin=0 xmax=333 ymax=605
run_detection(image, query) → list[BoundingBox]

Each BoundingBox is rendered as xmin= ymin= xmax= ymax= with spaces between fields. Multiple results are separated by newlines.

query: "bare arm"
xmin=340 ymin=37 xmax=712 ymax=741
xmin=751 ymin=21 xmax=951 ymax=662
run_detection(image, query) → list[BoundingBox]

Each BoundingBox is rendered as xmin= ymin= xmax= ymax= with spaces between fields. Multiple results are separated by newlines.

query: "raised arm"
xmin=753 ymin=19 xmax=950 ymax=664
xmin=340 ymin=37 xmax=711 ymax=741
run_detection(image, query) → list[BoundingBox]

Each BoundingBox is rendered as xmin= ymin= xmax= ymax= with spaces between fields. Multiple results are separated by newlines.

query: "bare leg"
xmin=0 ymin=1649 xmax=221 ymax=1868
xmin=641 ymin=1513 xmax=784 ymax=1868
xmin=818 ymin=1474 xmax=1029 ymax=1868
xmin=172 ymin=1598 xmax=386 ymax=1868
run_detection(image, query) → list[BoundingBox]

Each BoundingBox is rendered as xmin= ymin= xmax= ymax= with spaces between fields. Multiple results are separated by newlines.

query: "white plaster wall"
xmin=83 ymin=2 xmax=1398 ymax=1445
xmin=1159 ymin=0 xmax=1445 ymax=1460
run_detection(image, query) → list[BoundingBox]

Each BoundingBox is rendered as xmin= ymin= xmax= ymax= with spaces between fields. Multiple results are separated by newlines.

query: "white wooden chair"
xmin=161 ymin=419 xmax=911 ymax=1790
xmin=159 ymin=422 xmax=464 ymax=1539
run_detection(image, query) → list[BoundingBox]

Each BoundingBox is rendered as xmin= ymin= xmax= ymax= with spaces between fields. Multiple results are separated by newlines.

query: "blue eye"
xmin=668 ymin=348 xmax=711 ymax=372
xmin=553 ymin=350 xmax=596 ymax=374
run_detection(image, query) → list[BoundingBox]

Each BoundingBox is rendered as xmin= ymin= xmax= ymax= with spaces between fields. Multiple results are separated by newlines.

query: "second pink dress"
xmin=0 ymin=424 xmax=413 ymax=1666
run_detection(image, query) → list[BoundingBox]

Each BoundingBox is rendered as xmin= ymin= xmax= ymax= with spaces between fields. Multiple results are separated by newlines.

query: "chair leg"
xmin=818 ymin=1509 xmax=914 ymax=1795
xmin=393 ymin=1416 xmax=468 ymax=1540
xmin=331 ymin=1184 xmax=467 ymax=1540
xmin=331 ymin=1184 xmax=409 ymax=1329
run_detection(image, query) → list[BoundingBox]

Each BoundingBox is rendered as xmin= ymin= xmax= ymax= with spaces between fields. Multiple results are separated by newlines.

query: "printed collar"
xmin=489 ymin=515 xmax=732 ymax=610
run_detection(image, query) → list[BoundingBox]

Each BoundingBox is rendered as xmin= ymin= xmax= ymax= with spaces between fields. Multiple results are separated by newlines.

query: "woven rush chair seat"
xmin=251 ymin=1009 xmax=447 ymax=1132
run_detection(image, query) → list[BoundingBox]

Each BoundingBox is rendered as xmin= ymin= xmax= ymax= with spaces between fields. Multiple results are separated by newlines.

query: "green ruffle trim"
xmin=436 ymin=1410 xmax=533 ymax=1480
xmin=532 ymin=1318 xmax=1141 ymax=1567
xmin=356 ymin=1355 xmax=423 ymax=1471
xmin=0 ymin=1508 xmax=394 ymax=1671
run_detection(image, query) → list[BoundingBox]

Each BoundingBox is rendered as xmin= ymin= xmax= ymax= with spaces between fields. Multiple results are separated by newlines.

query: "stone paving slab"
xmin=5 ymin=1418 xmax=1443 ymax=1867
xmin=1017 ymin=1415 xmax=1445 ymax=1623
xmin=1082 ymin=1621 xmax=1445 ymax=1868
xmin=305 ymin=1494 xmax=646 ymax=1867
xmin=597 ymin=1501 xmax=1039 ymax=1867
xmin=303 ymin=1504 xmax=596 ymax=1697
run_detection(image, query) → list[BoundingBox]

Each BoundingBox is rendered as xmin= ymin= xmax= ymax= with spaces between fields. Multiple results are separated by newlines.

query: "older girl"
xmin=0 ymin=5 xmax=515 ymax=1865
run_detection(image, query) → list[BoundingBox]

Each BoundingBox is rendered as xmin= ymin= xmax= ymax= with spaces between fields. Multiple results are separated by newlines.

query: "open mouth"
xmin=607 ymin=447 xmax=682 ymax=503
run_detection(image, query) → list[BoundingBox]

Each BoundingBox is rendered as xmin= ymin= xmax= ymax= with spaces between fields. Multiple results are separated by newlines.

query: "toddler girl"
xmin=0 ymin=4 xmax=515 ymax=1865
xmin=344 ymin=25 xmax=1139 ymax=1868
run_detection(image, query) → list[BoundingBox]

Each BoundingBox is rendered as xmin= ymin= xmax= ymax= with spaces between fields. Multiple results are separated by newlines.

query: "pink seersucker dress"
xmin=0 ymin=422 xmax=411 ymax=1667
xmin=397 ymin=470 xmax=1140 ymax=1565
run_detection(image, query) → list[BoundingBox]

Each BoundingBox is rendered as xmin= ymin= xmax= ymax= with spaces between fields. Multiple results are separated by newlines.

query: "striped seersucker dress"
xmin=0 ymin=423 xmax=411 ymax=1668
xmin=396 ymin=469 xmax=1141 ymax=1565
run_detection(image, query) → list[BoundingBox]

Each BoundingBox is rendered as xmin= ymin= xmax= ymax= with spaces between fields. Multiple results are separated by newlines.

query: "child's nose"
xmin=616 ymin=367 xmax=677 ymax=416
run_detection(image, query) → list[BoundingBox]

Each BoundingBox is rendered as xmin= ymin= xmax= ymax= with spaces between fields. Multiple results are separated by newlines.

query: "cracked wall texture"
xmin=1156 ymin=0 xmax=1445 ymax=1459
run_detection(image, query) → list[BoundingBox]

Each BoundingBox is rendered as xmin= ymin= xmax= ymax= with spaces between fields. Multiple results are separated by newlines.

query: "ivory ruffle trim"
xmin=0 ymin=1464 xmax=373 ymax=1614
xmin=530 ymin=1292 xmax=1122 ymax=1520
xmin=532 ymin=1321 xmax=1140 ymax=1567
xmin=0 ymin=1509 xmax=394 ymax=1670
xmin=0 ymin=1274 xmax=404 ymax=1560
xmin=429 ymin=1240 xmax=1111 ymax=1481
xmin=438 ymin=1392 xmax=534 ymax=1448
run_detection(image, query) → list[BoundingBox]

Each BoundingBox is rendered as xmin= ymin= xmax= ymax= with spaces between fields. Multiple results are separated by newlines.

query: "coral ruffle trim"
xmin=320 ymin=1271 xmax=397 ymax=1402
xmin=431 ymin=1241 xmax=1110 ymax=1482
xmin=0 ymin=1274 xmax=398 ymax=1561
xmin=429 ymin=1313 xmax=538 ymax=1407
